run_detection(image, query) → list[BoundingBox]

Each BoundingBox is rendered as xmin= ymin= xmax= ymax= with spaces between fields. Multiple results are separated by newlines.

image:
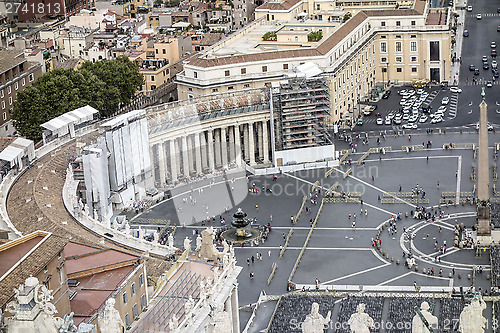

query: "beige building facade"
xmin=176 ymin=0 xmax=451 ymax=123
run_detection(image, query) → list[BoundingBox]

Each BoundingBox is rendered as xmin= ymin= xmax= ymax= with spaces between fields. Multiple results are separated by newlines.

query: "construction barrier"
xmin=268 ymin=262 xmax=278 ymax=285
xmin=343 ymin=168 xmax=352 ymax=179
xmin=280 ymin=228 xmax=294 ymax=258
xmin=293 ymin=196 xmax=308 ymax=224
xmin=325 ymin=182 xmax=339 ymax=196
xmin=401 ymin=144 xmax=425 ymax=152
xmin=357 ymin=151 xmax=370 ymax=166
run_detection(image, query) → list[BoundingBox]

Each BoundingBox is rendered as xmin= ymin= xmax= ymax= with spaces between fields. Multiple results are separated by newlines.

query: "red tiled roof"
xmin=0 ymin=236 xmax=44 ymax=278
xmin=64 ymin=242 xmax=100 ymax=258
xmin=66 ymin=249 xmax=138 ymax=276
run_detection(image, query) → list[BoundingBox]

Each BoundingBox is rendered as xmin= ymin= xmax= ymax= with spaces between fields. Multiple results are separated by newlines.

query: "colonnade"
xmin=151 ymin=120 xmax=271 ymax=185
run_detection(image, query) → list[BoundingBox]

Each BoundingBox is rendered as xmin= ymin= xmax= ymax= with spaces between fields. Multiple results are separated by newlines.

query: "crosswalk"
xmin=448 ymin=94 xmax=459 ymax=119
xmin=467 ymin=13 xmax=500 ymax=17
xmin=463 ymin=81 xmax=500 ymax=86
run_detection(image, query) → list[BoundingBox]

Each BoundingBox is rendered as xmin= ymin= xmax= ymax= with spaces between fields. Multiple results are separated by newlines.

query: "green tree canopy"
xmin=12 ymin=56 xmax=143 ymax=141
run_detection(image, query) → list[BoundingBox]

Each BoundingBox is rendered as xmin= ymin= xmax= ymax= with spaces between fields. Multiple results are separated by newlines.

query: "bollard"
xmin=467 ymin=274 xmax=471 ymax=280
xmin=449 ymin=273 xmax=452 ymax=278
xmin=487 ymin=274 xmax=491 ymax=280
xmin=396 ymin=259 xmax=400 ymax=265
xmin=391 ymin=257 xmax=394 ymax=262
xmin=415 ymin=266 xmax=418 ymax=272
xmin=423 ymin=268 xmax=427 ymax=274
xmin=458 ymin=273 xmax=461 ymax=279
xmin=386 ymin=253 xmax=389 ymax=259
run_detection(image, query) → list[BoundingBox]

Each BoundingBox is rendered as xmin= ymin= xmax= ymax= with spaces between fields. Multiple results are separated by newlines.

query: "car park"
xmin=474 ymin=68 xmax=480 ymax=75
xmin=463 ymin=30 xmax=469 ymax=37
xmin=402 ymin=123 xmax=417 ymax=129
xmin=419 ymin=115 xmax=428 ymax=123
xmin=467 ymin=5 xmax=472 ymax=11
xmin=492 ymin=42 xmax=497 ymax=48
xmin=476 ymin=13 xmax=482 ymax=19
xmin=431 ymin=116 xmax=443 ymax=124
xmin=441 ymin=97 xmax=449 ymax=105
xmin=487 ymin=81 xmax=493 ymax=87
xmin=450 ymin=87 xmax=462 ymax=93
xmin=469 ymin=64 xmax=475 ymax=71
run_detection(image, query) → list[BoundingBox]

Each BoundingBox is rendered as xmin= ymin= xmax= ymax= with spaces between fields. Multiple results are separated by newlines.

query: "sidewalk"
xmin=449 ymin=3 xmax=467 ymax=84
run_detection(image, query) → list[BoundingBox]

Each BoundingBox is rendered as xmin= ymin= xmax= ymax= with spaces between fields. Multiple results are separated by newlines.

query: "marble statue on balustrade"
xmin=412 ymin=302 xmax=438 ymax=333
xmin=168 ymin=316 xmax=179 ymax=332
xmin=168 ymin=234 xmax=174 ymax=249
xmin=459 ymin=293 xmax=487 ymax=333
xmin=184 ymin=296 xmax=195 ymax=325
xmin=301 ymin=302 xmax=331 ymax=333
xmin=196 ymin=234 xmax=202 ymax=251
xmin=124 ymin=222 xmax=131 ymax=237
xmin=211 ymin=304 xmax=232 ymax=333
xmin=184 ymin=236 xmax=192 ymax=252
xmin=198 ymin=227 xmax=229 ymax=261
xmin=0 ymin=309 xmax=5 ymax=333
xmin=153 ymin=231 xmax=159 ymax=244
xmin=97 ymin=298 xmax=124 ymax=333
xmin=348 ymin=304 xmax=374 ymax=333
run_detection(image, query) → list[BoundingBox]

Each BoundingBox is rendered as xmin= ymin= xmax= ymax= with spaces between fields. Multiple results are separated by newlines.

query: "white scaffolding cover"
xmin=0 ymin=145 xmax=24 ymax=168
xmin=41 ymin=105 xmax=99 ymax=136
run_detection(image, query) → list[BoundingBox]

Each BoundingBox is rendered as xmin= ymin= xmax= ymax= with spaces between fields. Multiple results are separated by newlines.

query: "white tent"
xmin=41 ymin=105 xmax=99 ymax=143
xmin=11 ymin=137 xmax=35 ymax=162
xmin=0 ymin=145 xmax=24 ymax=169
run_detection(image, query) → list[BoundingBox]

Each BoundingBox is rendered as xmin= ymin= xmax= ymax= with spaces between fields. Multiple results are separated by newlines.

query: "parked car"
xmin=419 ymin=115 xmax=428 ymax=123
xmin=476 ymin=123 xmax=494 ymax=131
xmin=441 ymin=97 xmax=449 ymax=105
xmin=476 ymin=13 xmax=482 ymax=19
xmin=376 ymin=117 xmax=384 ymax=125
xmin=463 ymin=30 xmax=469 ymax=37
xmin=469 ymin=64 xmax=475 ymax=71
xmin=431 ymin=116 xmax=443 ymax=124
xmin=402 ymin=123 xmax=417 ymax=129
xmin=385 ymin=118 xmax=392 ymax=125
xmin=474 ymin=68 xmax=480 ymax=75
xmin=450 ymin=87 xmax=462 ymax=93
xmin=382 ymin=90 xmax=392 ymax=99
xmin=467 ymin=5 xmax=472 ymax=11
xmin=487 ymin=81 xmax=493 ymax=87
xmin=437 ymin=105 xmax=447 ymax=112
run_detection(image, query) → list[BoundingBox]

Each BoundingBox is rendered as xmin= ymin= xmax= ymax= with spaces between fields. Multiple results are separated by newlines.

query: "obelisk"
xmin=477 ymin=86 xmax=491 ymax=239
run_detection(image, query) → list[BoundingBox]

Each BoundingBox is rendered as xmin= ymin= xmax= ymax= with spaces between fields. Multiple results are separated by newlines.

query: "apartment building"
xmin=175 ymin=0 xmax=450 ymax=123
xmin=0 ymin=50 xmax=43 ymax=136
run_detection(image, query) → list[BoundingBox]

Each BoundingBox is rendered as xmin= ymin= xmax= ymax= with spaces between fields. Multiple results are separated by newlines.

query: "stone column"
xmin=258 ymin=121 xmax=264 ymax=161
xmin=262 ymin=120 xmax=269 ymax=163
xmin=186 ymin=134 xmax=194 ymax=174
xmin=200 ymin=131 xmax=208 ymax=171
xmin=170 ymin=139 xmax=178 ymax=181
xmin=234 ymin=124 xmax=242 ymax=166
xmin=228 ymin=126 xmax=235 ymax=164
xmin=194 ymin=133 xmax=202 ymax=175
xmin=248 ymin=122 xmax=255 ymax=165
xmin=215 ymin=128 xmax=222 ymax=168
xmin=207 ymin=129 xmax=215 ymax=171
xmin=181 ymin=135 xmax=189 ymax=177
xmin=243 ymin=124 xmax=249 ymax=162
xmin=221 ymin=127 xmax=228 ymax=168
xmin=157 ymin=142 xmax=166 ymax=186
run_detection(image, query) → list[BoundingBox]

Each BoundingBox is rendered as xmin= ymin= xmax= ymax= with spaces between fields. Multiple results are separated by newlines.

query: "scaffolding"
xmin=274 ymin=76 xmax=331 ymax=150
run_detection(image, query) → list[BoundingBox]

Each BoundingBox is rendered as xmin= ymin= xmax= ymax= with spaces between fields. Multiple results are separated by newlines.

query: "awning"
xmin=0 ymin=145 xmax=23 ymax=164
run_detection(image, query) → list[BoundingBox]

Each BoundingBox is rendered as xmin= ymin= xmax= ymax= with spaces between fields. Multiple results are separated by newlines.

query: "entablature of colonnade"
xmin=148 ymin=108 xmax=271 ymax=146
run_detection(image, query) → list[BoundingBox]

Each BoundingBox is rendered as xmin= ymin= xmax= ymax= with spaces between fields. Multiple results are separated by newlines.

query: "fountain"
xmin=220 ymin=208 xmax=261 ymax=244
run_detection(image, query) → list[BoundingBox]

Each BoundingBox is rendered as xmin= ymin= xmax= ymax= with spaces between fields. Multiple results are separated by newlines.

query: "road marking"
xmin=456 ymin=155 xmax=462 ymax=203
xmin=321 ymin=263 xmax=391 ymax=285
xmin=270 ymin=226 xmax=377 ymax=230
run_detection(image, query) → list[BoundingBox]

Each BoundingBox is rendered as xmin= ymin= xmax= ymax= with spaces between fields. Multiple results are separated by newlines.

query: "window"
xmin=411 ymin=56 xmax=417 ymax=62
xmin=163 ymin=49 xmax=166 ymax=54
xmin=283 ymin=64 xmax=288 ymax=70
xmin=395 ymin=41 xmax=402 ymax=52
xmin=243 ymin=84 xmax=250 ymax=88
xmin=411 ymin=20 xmax=416 ymax=26
xmin=262 ymin=66 xmax=267 ymax=72
xmin=58 ymin=268 xmax=64 ymax=285
xmin=381 ymin=21 xmax=386 ymax=26
xmin=429 ymin=41 xmax=440 ymax=61
xmin=7 ymin=86 xmax=11 ymax=94
xmin=151 ymin=75 xmax=155 ymax=81
xmin=1 ymin=102 xmax=4 ymax=110
xmin=2 ymin=112 xmax=6 ymax=120
xmin=411 ymin=35 xmax=417 ymax=38
xmin=123 ymin=292 xmax=128 ymax=304
xmin=241 ymin=68 xmax=246 ymax=74
xmin=8 ymin=97 xmax=12 ymax=105
xmin=212 ymin=88 xmax=218 ymax=92
xmin=133 ymin=304 xmax=139 ymax=319
xmin=228 ymin=86 xmax=234 ymax=90
xmin=225 ymin=70 xmax=230 ymax=76
xmin=139 ymin=274 xmax=144 ymax=287
xmin=412 ymin=67 xmax=417 ymax=73
xmin=411 ymin=41 xmax=417 ymax=52
xmin=380 ymin=42 xmax=387 ymax=53
xmin=125 ymin=314 xmax=130 ymax=327
xmin=194 ymin=71 xmax=198 ymax=78
xmin=397 ymin=68 xmax=402 ymax=72
xmin=0 ymin=90 xmax=3 ymax=98
xmin=131 ymin=283 xmax=136 ymax=296
xmin=141 ymin=294 xmax=147 ymax=309
xmin=395 ymin=56 xmax=402 ymax=63
xmin=316 ymin=4 xmax=320 ymax=10
xmin=396 ymin=21 xmax=401 ymax=26
xmin=188 ymin=95 xmax=194 ymax=99
xmin=14 ymin=82 xmax=18 ymax=90
xmin=29 ymin=74 xmax=34 ymax=82
xmin=188 ymin=87 xmax=192 ymax=91
xmin=155 ymin=49 xmax=158 ymax=54
xmin=382 ymin=67 xmax=387 ymax=73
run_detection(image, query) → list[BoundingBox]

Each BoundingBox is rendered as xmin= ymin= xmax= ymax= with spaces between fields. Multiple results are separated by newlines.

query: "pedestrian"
xmin=250 ymin=271 xmax=254 ymax=279
xmin=256 ymin=204 xmax=259 ymax=210
xmin=352 ymin=221 xmax=356 ymax=228
xmin=365 ymin=209 xmax=368 ymax=216
xmin=268 ymin=250 xmax=271 ymax=257
xmin=437 ymin=181 xmax=439 ymax=188
xmin=399 ymin=184 xmax=402 ymax=192
xmin=247 ymin=258 xmax=250 ymax=265
xmin=251 ymin=255 xmax=255 ymax=263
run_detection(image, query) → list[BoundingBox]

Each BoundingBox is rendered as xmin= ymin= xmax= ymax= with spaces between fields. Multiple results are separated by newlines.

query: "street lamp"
xmin=386 ymin=63 xmax=389 ymax=87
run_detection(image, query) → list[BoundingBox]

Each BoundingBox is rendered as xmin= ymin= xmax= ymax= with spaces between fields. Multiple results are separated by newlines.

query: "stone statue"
xmin=211 ymin=304 xmax=232 ymax=332
xmin=138 ymin=227 xmax=144 ymax=240
xmin=184 ymin=237 xmax=192 ymax=252
xmin=184 ymin=296 xmax=195 ymax=325
xmin=222 ymin=253 xmax=231 ymax=269
xmin=213 ymin=267 xmax=220 ymax=282
xmin=348 ymin=304 xmax=374 ymax=333
xmin=198 ymin=227 xmax=227 ymax=261
xmin=301 ymin=302 xmax=331 ymax=333
xmin=0 ymin=309 xmax=4 ymax=333
xmin=168 ymin=234 xmax=174 ymax=248
xmin=97 ymin=298 xmax=124 ymax=333
xmin=412 ymin=302 xmax=438 ymax=333
xmin=222 ymin=240 xmax=229 ymax=254
xmin=153 ymin=231 xmax=159 ymax=244
xmin=124 ymin=222 xmax=130 ymax=237
xmin=196 ymin=234 xmax=203 ymax=251
xmin=59 ymin=312 xmax=77 ymax=333
xmin=459 ymin=293 xmax=487 ymax=333
xmin=83 ymin=204 xmax=89 ymax=216
xmin=93 ymin=209 xmax=98 ymax=221
xmin=168 ymin=316 xmax=178 ymax=331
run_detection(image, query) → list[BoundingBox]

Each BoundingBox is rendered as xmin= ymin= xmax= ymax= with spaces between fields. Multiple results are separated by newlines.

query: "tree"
xmin=262 ymin=31 xmax=277 ymax=41
xmin=342 ymin=12 xmax=352 ymax=23
xmin=12 ymin=57 xmax=144 ymax=141
xmin=308 ymin=31 xmax=323 ymax=42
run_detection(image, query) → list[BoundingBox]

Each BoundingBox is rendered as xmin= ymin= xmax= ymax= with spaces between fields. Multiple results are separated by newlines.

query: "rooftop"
xmin=0 ymin=50 xmax=26 ymax=75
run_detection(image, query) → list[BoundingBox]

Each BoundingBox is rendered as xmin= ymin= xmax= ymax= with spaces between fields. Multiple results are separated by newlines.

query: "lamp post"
xmin=386 ymin=63 xmax=389 ymax=87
